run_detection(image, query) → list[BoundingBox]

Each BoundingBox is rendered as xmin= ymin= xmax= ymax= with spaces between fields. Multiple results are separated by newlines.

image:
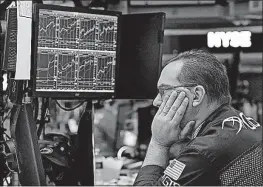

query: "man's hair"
xmin=165 ymin=49 xmax=231 ymax=104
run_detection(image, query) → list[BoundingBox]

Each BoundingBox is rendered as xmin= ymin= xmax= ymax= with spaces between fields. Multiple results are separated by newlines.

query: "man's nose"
xmin=153 ymin=94 xmax=162 ymax=107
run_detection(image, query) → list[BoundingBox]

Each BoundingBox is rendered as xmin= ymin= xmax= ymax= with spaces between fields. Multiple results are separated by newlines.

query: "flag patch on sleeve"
xmin=164 ymin=159 xmax=186 ymax=181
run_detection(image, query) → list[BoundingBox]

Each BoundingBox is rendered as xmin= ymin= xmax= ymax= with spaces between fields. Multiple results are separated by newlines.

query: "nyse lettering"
xmin=207 ymin=31 xmax=252 ymax=48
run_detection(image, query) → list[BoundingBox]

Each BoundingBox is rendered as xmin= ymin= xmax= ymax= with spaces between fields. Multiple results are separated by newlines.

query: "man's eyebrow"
xmin=157 ymin=84 xmax=174 ymax=90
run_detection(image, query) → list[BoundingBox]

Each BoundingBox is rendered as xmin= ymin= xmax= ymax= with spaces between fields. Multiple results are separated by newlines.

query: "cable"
xmin=37 ymin=98 xmax=48 ymax=138
xmin=32 ymin=97 xmax=39 ymax=123
xmin=55 ymin=100 xmax=86 ymax=111
xmin=0 ymin=108 xmax=11 ymax=127
xmin=4 ymin=132 xmax=10 ymax=140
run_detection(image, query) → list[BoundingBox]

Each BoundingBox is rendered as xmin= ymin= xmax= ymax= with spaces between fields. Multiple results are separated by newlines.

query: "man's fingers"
xmin=156 ymin=95 xmax=169 ymax=115
xmin=180 ymin=121 xmax=195 ymax=140
xmin=166 ymin=92 xmax=186 ymax=119
xmin=161 ymin=91 xmax=178 ymax=116
xmin=171 ymin=96 xmax=189 ymax=122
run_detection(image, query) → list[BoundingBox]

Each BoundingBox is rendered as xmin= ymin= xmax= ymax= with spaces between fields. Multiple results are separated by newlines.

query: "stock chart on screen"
xmin=36 ymin=9 xmax=118 ymax=93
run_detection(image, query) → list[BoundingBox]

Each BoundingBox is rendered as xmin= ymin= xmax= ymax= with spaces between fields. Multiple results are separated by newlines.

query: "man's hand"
xmin=151 ymin=91 xmax=195 ymax=148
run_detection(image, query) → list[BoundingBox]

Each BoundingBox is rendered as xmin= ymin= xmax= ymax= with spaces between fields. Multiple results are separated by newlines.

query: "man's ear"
xmin=192 ymin=85 xmax=206 ymax=107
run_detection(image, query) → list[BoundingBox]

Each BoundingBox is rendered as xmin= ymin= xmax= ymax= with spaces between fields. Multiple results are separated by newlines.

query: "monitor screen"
xmin=32 ymin=4 xmax=121 ymax=98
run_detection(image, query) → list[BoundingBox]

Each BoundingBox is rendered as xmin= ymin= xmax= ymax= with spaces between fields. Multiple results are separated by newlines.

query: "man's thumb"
xmin=180 ymin=121 xmax=195 ymax=140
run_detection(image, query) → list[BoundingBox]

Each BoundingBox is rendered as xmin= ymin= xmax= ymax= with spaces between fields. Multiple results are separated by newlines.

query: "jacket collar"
xmin=195 ymin=102 xmax=232 ymax=137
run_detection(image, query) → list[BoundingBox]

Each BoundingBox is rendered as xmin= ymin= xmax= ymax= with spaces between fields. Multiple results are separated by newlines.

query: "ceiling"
xmin=165 ymin=16 xmax=262 ymax=29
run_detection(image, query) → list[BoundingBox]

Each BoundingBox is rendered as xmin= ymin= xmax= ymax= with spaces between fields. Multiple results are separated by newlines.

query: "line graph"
xmin=78 ymin=54 xmax=95 ymax=89
xmin=36 ymin=50 xmax=56 ymax=90
xmin=96 ymin=55 xmax=113 ymax=80
xmin=36 ymin=9 xmax=118 ymax=93
xmin=38 ymin=14 xmax=56 ymax=48
xmin=38 ymin=9 xmax=118 ymax=50
xmin=97 ymin=19 xmax=117 ymax=51
xmin=95 ymin=55 xmax=115 ymax=90
xmin=58 ymin=17 xmax=78 ymax=49
xmin=56 ymin=53 xmax=76 ymax=90
xmin=36 ymin=49 xmax=116 ymax=91
xmin=79 ymin=19 xmax=96 ymax=50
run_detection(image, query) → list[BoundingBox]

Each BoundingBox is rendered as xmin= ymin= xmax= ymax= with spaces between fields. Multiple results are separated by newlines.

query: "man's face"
xmin=153 ymin=60 xmax=198 ymax=128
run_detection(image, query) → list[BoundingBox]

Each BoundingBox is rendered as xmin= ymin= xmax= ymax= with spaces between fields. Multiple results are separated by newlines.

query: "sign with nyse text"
xmin=207 ymin=31 xmax=252 ymax=48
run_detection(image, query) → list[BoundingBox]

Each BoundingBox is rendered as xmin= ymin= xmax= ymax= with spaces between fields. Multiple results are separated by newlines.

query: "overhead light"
xmin=233 ymin=20 xmax=242 ymax=26
xmin=241 ymin=20 xmax=252 ymax=26
xmin=232 ymin=19 xmax=252 ymax=26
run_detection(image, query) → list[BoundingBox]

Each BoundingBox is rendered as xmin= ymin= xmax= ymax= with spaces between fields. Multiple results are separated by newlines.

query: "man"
xmin=133 ymin=50 xmax=262 ymax=186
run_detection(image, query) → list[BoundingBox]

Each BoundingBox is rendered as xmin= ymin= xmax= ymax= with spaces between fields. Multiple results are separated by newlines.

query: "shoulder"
xmin=221 ymin=112 xmax=262 ymax=134
xmin=185 ymin=111 xmax=262 ymax=169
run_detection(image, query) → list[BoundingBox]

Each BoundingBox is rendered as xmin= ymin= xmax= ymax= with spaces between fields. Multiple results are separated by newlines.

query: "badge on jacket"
xmin=163 ymin=159 xmax=186 ymax=181
xmin=222 ymin=112 xmax=260 ymax=134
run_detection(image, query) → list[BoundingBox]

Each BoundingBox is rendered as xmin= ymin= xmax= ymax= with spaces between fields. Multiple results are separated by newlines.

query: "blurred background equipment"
xmin=129 ymin=0 xmax=219 ymax=6
xmin=39 ymin=132 xmax=73 ymax=185
xmin=137 ymin=105 xmax=157 ymax=159
xmin=114 ymin=101 xmax=134 ymax=151
xmin=9 ymin=103 xmax=46 ymax=185
xmin=71 ymin=0 xmax=120 ymax=9
xmin=94 ymin=100 xmax=120 ymax=157
xmin=137 ymin=105 xmax=157 ymax=147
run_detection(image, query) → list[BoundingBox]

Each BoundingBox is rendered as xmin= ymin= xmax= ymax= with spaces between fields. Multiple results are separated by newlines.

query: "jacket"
xmin=134 ymin=103 xmax=262 ymax=186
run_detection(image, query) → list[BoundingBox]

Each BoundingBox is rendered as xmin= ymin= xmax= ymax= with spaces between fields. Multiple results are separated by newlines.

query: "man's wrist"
xmin=150 ymin=138 xmax=172 ymax=150
xmin=142 ymin=138 xmax=170 ymax=168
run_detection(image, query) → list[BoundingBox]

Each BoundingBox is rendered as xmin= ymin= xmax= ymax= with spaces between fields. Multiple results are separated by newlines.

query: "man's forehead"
xmin=157 ymin=60 xmax=184 ymax=87
xmin=164 ymin=59 xmax=184 ymax=72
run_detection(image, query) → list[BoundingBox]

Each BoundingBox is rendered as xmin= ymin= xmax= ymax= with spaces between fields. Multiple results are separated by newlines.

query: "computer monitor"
xmin=32 ymin=4 xmax=121 ymax=99
xmin=116 ymin=13 xmax=165 ymax=99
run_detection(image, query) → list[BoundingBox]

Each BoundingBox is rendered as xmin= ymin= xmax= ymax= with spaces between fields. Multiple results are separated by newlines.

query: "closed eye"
xmin=157 ymin=84 xmax=175 ymax=90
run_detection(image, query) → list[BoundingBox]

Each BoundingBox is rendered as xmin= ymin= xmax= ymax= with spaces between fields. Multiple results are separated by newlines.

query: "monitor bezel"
xmin=31 ymin=4 xmax=121 ymax=99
